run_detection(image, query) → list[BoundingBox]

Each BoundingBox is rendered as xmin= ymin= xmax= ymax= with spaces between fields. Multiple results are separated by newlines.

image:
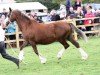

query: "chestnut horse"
xmin=7 ymin=8 xmax=88 ymax=64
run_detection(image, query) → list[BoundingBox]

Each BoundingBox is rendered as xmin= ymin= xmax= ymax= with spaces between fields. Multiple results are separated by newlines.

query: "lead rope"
xmin=5 ymin=36 xmax=27 ymax=65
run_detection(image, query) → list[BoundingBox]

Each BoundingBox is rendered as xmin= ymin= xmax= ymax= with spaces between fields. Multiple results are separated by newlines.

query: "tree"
xmin=16 ymin=0 xmax=52 ymax=3
xmin=15 ymin=0 xmax=100 ymax=11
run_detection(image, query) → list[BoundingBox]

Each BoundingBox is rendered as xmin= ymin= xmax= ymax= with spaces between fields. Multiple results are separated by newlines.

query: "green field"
xmin=0 ymin=37 xmax=100 ymax=75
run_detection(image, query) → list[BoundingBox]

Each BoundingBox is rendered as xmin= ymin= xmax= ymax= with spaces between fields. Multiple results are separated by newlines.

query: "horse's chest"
xmin=22 ymin=30 xmax=35 ymax=40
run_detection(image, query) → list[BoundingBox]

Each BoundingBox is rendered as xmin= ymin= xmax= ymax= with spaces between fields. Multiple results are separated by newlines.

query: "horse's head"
xmin=5 ymin=8 xmax=16 ymax=26
xmin=5 ymin=8 xmax=21 ymax=26
xmin=8 ymin=8 xmax=16 ymax=22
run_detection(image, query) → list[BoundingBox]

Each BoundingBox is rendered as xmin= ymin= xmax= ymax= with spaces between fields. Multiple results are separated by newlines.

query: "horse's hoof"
xmin=41 ymin=58 xmax=47 ymax=64
xmin=82 ymin=54 xmax=88 ymax=60
xmin=57 ymin=54 xmax=62 ymax=60
xmin=41 ymin=61 xmax=46 ymax=64
xmin=58 ymin=57 xmax=61 ymax=60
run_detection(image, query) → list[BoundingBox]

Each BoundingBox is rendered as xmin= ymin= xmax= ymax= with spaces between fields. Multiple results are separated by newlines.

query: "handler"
xmin=0 ymin=24 xmax=19 ymax=68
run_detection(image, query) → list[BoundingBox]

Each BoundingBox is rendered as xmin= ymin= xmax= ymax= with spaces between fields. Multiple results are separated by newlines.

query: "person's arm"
xmin=0 ymin=26 xmax=5 ymax=41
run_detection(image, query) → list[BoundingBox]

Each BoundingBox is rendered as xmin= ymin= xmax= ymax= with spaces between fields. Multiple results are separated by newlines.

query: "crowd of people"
xmin=48 ymin=3 xmax=100 ymax=32
xmin=0 ymin=1 xmax=99 ymax=38
xmin=24 ymin=1 xmax=100 ymax=32
xmin=0 ymin=3 xmax=100 ymax=35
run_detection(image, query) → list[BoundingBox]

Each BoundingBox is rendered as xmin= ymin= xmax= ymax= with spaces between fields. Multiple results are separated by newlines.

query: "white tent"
xmin=0 ymin=2 xmax=48 ymax=13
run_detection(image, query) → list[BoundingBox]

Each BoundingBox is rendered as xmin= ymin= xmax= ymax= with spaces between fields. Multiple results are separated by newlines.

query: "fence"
xmin=5 ymin=17 xmax=100 ymax=48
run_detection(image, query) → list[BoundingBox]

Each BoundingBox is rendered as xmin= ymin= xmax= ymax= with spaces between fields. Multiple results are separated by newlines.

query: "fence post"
xmin=16 ymin=25 xmax=19 ymax=48
xmin=73 ymin=19 xmax=78 ymax=40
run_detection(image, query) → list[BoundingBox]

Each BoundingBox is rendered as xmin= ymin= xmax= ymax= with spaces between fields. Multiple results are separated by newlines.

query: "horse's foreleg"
xmin=18 ymin=41 xmax=28 ymax=62
xmin=69 ymin=35 xmax=88 ymax=60
xmin=57 ymin=39 xmax=69 ymax=59
xmin=18 ymin=50 xmax=24 ymax=62
xmin=39 ymin=54 xmax=47 ymax=64
xmin=30 ymin=42 xmax=47 ymax=64
xmin=20 ymin=41 xmax=28 ymax=50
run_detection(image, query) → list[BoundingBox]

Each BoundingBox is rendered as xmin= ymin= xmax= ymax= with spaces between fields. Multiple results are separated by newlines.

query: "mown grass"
xmin=0 ymin=36 xmax=100 ymax=75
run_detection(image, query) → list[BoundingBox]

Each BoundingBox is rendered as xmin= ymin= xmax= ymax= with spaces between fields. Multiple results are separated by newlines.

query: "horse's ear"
xmin=9 ymin=7 xmax=12 ymax=13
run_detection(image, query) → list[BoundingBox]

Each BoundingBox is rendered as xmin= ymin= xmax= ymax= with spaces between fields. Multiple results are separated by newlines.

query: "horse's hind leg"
xmin=69 ymin=34 xmax=88 ymax=60
xmin=57 ymin=39 xmax=69 ymax=59
xmin=30 ymin=41 xmax=46 ymax=64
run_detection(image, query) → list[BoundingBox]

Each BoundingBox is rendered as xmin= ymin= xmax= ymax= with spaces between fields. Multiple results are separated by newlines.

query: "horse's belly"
xmin=37 ymin=37 xmax=56 ymax=45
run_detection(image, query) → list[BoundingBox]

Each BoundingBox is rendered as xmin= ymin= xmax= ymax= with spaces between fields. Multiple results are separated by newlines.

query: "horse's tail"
xmin=70 ymin=23 xmax=88 ymax=42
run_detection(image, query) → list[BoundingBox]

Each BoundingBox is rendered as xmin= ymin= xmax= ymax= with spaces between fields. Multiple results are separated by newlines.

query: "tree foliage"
xmin=15 ymin=0 xmax=100 ymax=11
xmin=15 ymin=0 xmax=100 ymax=3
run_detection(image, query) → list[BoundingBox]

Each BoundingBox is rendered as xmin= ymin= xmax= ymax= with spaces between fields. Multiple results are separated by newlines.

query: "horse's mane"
xmin=13 ymin=10 xmax=39 ymax=25
xmin=21 ymin=12 xmax=30 ymax=21
xmin=14 ymin=10 xmax=31 ymax=22
xmin=20 ymin=12 xmax=39 ymax=24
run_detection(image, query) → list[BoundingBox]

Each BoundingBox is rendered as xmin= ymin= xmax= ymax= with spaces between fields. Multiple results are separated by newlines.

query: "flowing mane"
xmin=16 ymin=10 xmax=31 ymax=23
xmin=13 ymin=10 xmax=38 ymax=25
xmin=21 ymin=12 xmax=30 ymax=21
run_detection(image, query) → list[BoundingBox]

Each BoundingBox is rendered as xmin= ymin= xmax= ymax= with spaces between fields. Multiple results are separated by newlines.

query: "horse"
xmin=6 ymin=8 xmax=88 ymax=64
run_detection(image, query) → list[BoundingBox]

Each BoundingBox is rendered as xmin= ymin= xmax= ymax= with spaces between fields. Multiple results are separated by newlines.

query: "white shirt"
xmin=0 ymin=26 xmax=5 ymax=41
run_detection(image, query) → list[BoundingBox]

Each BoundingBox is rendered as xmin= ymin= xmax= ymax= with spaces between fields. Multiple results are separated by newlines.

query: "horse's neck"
xmin=15 ymin=16 xmax=39 ymax=32
xmin=15 ymin=16 xmax=31 ymax=31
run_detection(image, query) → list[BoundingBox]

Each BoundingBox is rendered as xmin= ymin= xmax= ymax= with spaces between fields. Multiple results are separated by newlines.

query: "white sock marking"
xmin=78 ymin=48 xmax=88 ymax=60
xmin=39 ymin=55 xmax=47 ymax=64
xmin=57 ymin=48 xmax=65 ymax=59
xmin=18 ymin=50 xmax=24 ymax=61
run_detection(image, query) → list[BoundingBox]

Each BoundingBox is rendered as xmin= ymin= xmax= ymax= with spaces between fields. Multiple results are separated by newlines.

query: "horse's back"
xmin=43 ymin=20 xmax=72 ymax=38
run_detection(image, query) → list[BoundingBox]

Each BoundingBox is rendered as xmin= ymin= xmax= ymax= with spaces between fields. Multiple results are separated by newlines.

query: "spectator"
xmin=50 ymin=9 xmax=60 ymax=21
xmin=94 ymin=9 xmax=100 ymax=32
xmin=29 ymin=12 xmax=43 ymax=23
xmin=6 ymin=22 xmax=16 ymax=40
xmin=75 ymin=7 xmax=84 ymax=25
xmin=0 ymin=14 xmax=6 ymax=29
xmin=33 ymin=14 xmax=43 ymax=23
xmin=82 ymin=6 xmax=87 ymax=16
xmin=59 ymin=4 xmax=67 ymax=20
xmin=67 ymin=7 xmax=76 ymax=19
xmin=68 ymin=7 xmax=75 ymax=15
xmin=94 ymin=9 xmax=100 ymax=23
xmin=42 ymin=13 xmax=51 ymax=22
xmin=60 ymin=10 xmax=67 ymax=20
xmin=74 ymin=0 xmax=82 ymax=10
xmin=75 ymin=7 xmax=86 ymax=31
xmin=0 ymin=25 xmax=19 ymax=68
xmin=88 ymin=6 xmax=95 ymax=14
xmin=84 ymin=10 xmax=95 ymax=31
xmin=2 ymin=8 xmax=8 ymax=18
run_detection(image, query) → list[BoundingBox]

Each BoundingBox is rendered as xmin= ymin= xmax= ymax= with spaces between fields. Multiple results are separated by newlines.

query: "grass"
xmin=0 ymin=36 xmax=100 ymax=75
